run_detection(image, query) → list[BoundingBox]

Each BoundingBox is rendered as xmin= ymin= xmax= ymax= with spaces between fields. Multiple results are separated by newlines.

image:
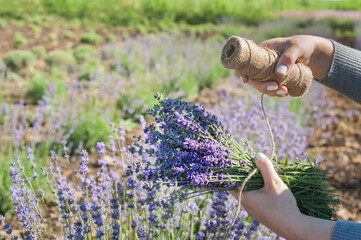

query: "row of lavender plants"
xmin=0 ymin=33 xmax=228 ymax=215
xmin=0 ymin=73 xmax=335 ymax=239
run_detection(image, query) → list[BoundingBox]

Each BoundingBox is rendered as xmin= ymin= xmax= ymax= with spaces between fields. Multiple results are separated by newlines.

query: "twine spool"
xmin=221 ymin=36 xmax=313 ymax=97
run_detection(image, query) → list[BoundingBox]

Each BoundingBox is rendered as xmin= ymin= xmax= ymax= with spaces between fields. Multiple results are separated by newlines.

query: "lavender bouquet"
xmin=137 ymin=96 xmax=338 ymax=220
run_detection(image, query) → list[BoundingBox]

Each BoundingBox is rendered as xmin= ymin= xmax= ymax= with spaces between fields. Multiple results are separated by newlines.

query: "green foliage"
xmin=26 ymin=73 xmax=47 ymax=104
xmin=10 ymin=19 xmax=25 ymax=27
xmin=64 ymin=30 xmax=75 ymax=39
xmin=177 ymin=75 xmax=199 ymax=99
xmin=69 ymin=18 xmax=81 ymax=30
xmin=296 ymin=19 xmax=334 ymax=38
xmin=67 ymin=115 xmax=112 ymax=154
xmin=14 ymin=32 xmax=27 ymax=48
xmin=80 ymin=31 xmax=102 ymax=44
xmin=0 ymin=18 xmax=7 ymax=27
xmin=78 ymin=70 xmax=94 ymax=81
xmin=73 ymin=44 xmax=97 ymax=64
xmin=132 ymin=23 xmax=149 ymax=35
xmin=0 ymin=153 xmax=14 ymax=216
xmin=29 ymin=24 xmax=42 ymax=34
xmin=78 ymin=68 xmax=101 ymax=81
xmin=254 ymin=19 xmax=298 ymax=42
xmin=29 ymin=15 xmax=48 ymax=25
xmin=198 ymin=63 xmax=228 ymax=90
xmin=32 ymin=46 xmax=47 ymax=58
xmin=3 ymin=50 xmax=36 ymax=71
xmin=1 ymin=0 xmax=361 ymax=28
xmin=45 ymin=50 xmax=76 ymax=68
xmin=109 ymin=52 xmax=142 ymax=76
xmin=48 ymin=33 xmax=58 ymax=41
xmin=0 ymin=150 xmax=52 ymax=216
xmin=116 ymin=90 xmax=157 ymax=120
xmin=106 ymin=33 xmax=116 ymax=42
xmin=0 ymin=180 xmax=12 ymax=216
xmin=329 ymin=18 xmax=359 ymax=37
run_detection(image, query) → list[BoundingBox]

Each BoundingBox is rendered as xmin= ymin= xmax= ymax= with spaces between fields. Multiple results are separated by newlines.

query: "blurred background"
xmin=0 ymin=0 xmax=361 ymax=238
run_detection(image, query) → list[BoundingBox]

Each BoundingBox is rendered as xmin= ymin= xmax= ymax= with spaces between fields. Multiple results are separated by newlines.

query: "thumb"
xmin=275 ymin=45 xmax=302 ymax=77
xmin=254 ymin=152 xmax=280 ymax=188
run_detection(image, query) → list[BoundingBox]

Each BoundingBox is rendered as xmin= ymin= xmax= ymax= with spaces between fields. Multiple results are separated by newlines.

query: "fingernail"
xmin=277 ymin=65 xmax=288 ymax=75
xmin=255 ymin=152 xmax=266 ymax=162
xmin=266 ymin=85 xmax=277 ymax=91
xmin=276 ymin=89 xmax=286 ymax=95
xmin=239 ymin=76 xmax=244 ymax=83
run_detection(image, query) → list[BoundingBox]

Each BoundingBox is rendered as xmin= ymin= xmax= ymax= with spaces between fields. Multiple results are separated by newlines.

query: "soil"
xmin=308 ymin=88 xmax=361 ymax=223
xmin=0 ymin=20 xmax=136 ymax=59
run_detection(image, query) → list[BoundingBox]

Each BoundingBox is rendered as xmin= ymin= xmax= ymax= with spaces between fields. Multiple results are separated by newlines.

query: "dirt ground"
xmin=0 ymin=20 xmax=135 ymax=59
xmin=308 ymin=88 xmax=361 ymax=222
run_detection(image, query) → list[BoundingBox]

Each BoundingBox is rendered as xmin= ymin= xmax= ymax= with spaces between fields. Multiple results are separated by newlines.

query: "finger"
xmin=247 ymin=79 xmax=288 ymax=97
xmin=254 ymin=152 xmax=281 ymax=188
xmin=275 ymin=45 xmax=302 ymax=77
xmin=276 ymin=85 xmax=289 ymax=97
xmin=259 ymin=37 xmax=287 ymax=51
xmin=235 ymin=69 xmax=249 ymax=83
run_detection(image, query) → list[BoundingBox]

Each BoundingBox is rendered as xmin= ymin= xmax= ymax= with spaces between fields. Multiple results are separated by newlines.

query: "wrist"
xmin=289 ymin=213 xmax=335 ymax=240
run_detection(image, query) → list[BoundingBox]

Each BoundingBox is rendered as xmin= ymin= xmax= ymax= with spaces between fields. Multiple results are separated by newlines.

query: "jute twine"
xmin=221 ymin=36 xmax=313 ymax=97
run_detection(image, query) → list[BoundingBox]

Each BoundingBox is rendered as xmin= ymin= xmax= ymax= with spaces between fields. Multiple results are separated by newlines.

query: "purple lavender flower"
xmin=140 ymin=98 xmax=236 ymax=191
xmin=27 ymin=147 xmax=35 ymax=161
xmin=74 ymin=221 xmax=85 ymax=240
xmin=131 ymin=220 xmax=137 ymax=229
xmin=96 ymin=229 xmax=105 ymax=239
xmin=79 ymin=150 xmax=89 ymax=175
xmin=137 ymin=226 xmax=147 ymax=239
xmin=109 ymin=135 xmax=117 ymax=152
xmin=205 ymin=219 xmax=218 ymax=232
xmin=37 ymin=189 xmax=45 ymax=197
xmin=111 ymin=223 xmax=120 ymax=240
xmin=96 ymin=142 xmax=106 ymax=156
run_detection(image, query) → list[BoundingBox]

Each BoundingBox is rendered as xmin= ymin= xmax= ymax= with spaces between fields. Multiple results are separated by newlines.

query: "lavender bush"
xmin=0 ymin=122 xmax=266 ymax=240
xmin=0 ymin=87 xmax=337 ymax=239
xmin=1 ymin=33 xmax=228 ymax=155
xmin=0 ymin=33 xmax=229 ymax=215
xmin=0 ymin=79 xmax=338 ymax=239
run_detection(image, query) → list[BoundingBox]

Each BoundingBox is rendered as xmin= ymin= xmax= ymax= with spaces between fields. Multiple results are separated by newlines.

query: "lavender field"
xmin=1 ymin=2 xmax=361 ymax=240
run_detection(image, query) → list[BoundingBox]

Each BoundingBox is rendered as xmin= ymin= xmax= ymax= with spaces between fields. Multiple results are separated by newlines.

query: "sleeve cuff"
xmin=315 ymin=40 xmax=361 ymax=104
xmin=331 ymin=220 xmax=361 ymax=240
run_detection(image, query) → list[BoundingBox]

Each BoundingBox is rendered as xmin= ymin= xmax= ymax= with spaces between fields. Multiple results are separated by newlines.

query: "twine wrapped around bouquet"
xmin=221 ymin=36 xmax=313 ymax=97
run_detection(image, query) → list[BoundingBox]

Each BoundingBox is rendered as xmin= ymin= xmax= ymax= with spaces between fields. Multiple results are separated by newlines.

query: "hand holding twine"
xmin=221 ymin=36 xmax=313 ymax=97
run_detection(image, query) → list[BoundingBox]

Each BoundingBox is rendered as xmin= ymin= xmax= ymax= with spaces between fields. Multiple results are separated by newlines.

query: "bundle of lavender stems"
xmin=137 ymin=96 xmax=338 ymax=220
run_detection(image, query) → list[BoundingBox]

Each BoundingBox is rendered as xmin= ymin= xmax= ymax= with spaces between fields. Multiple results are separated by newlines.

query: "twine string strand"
xmin=224 ymin=93 xmax=275 ymax=239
